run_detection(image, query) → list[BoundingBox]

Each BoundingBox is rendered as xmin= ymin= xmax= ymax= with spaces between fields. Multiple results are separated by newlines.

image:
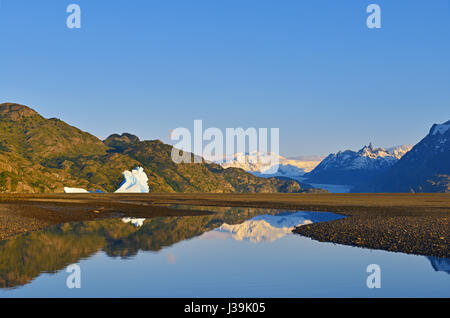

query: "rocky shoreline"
xmin=293 ymin=211 xmax=449 ymax=258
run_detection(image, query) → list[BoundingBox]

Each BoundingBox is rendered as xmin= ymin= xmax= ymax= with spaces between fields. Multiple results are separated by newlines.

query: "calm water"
xmin=0 ymin=207 xmax=448 ymax=297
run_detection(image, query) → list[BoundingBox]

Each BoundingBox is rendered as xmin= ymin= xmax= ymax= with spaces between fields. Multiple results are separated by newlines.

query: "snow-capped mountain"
xmin=304 ymin=143 xmax=412 ymax=185
xmin=358 ymin=120 xmax=450 ymax=193
xmin=386 ymin=144 xmax=412 ymax=159
xmin=217 ymin=152 xmax=324 ymax=177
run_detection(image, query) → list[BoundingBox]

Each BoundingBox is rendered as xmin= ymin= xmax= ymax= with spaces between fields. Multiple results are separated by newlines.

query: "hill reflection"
xmin=0 ymin=207 xmax=305 ymax=288
xmin=1 ymin=207 xmax=445 ymax=290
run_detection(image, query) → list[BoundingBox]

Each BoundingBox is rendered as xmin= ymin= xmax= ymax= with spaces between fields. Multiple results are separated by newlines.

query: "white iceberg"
xmin=64 ymin=187 xmax=89 ymax=193
xmin=64 ymin=166 xmax=149 ymax=194
xmin=114 ymin=166 xmax=149 ymax=193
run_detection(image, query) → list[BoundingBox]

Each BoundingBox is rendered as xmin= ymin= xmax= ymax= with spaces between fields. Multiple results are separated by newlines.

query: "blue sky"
xmin=0 ymin=0 xmax=449 ymax=157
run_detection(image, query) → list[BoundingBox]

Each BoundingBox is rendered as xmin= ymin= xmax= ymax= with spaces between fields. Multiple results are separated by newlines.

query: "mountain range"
xmin=0 ymin=103 xmax=312 ymax=194
xmin=217 ymin=152 xmax=323 ymax=178
xmin=217 ymin=120 xmax=450 ymax=193
xmin=356 ymin=121 xmax=450 ymax=193
xmin=303 ymin=144 xmax=412 ymax=185
xmin=302 ymin=120 xmax=449 ymax=193
xmin=1 ymin=102 xmax=448 ymax=193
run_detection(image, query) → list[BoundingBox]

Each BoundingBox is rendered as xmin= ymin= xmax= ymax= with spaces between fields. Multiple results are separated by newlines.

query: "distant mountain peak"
xmin=217 ymin=152 xmax=323 ymax=177
xmin=104 ymin=133 xmax=141 ymax=152
xmin=386 ymin=144 xmax=414 ymax=159
xmin=0 ymin=103 xmax=39 ymax=120
xmin=304 ymin=143 xmax=413 ymax=185
xmin=358 ymin=143 xmax=386 ymax=158
xmin=105 ymin=133 xmax=140 ymax=143
xmin=357 ymin=120 xmax=450 ymax=193
xmin=356 ymin=143 xmax=412 ymax=160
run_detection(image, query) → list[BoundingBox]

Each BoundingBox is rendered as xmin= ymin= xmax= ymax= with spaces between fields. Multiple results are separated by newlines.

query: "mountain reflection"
xmin=427 ymin=257 xmax=450 ymax=275
xmin=212 ymin=211 xmax=344 ymax=243
xmin=0 ymin=207 xmax=447 ymax=289
xmin=0 ymin=207 xmax=307 ymax=288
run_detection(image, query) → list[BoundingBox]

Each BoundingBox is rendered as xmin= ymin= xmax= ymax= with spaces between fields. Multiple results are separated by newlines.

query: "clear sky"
xmin=0 ymin=0 xmax=449 ymax=157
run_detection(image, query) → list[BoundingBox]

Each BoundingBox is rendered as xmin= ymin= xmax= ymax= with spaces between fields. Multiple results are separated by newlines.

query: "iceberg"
xmin=64 ymin=166 xmax=149 ymax=194
xmin=64 ymin=187 xmax=89 ymax=193
xmin=114 ymin=166 xmax=149 ymax=193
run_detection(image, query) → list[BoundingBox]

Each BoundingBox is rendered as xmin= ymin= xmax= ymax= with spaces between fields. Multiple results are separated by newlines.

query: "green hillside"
xmin=0 ymin=103 xmax=311 ymax=194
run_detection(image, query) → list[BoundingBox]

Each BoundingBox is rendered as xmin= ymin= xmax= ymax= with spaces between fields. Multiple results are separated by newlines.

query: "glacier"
xmin=64 ymin=166 xmax=150 ymax=194
xmin=217 ymin=152 xmax=323 ymax=177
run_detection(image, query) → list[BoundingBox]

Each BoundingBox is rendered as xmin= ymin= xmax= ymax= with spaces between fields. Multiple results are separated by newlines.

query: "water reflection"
xmin=0 ymin=207 xmax=447 ymax=294
xmin=428 ymin=257 xmax=450 ymax=274
xmin=121 ymin=217 xmax=146 ymax=227
xmin=212 ymin=211 xmax=344 ymax=243
xmin=0 ymin=207 xmax=322 ymax=289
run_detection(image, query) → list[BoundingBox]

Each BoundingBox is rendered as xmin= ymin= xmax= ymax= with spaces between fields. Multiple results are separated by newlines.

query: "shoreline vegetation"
xmin=0 ymin=193 xmax=449 ymax=258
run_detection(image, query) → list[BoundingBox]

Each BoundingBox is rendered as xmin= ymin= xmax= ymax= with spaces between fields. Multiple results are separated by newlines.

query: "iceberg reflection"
xmin=121 ymin=217 xmax=146 ymax=227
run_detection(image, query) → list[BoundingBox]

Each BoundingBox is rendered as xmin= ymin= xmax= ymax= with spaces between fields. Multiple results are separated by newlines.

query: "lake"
xmin=0 ymin=207 xmax=448 ymax=297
